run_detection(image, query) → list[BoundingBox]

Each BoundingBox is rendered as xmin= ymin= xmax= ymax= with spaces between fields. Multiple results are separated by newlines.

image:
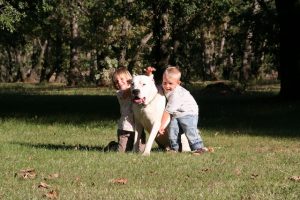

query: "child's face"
xmin=162 ymin=74 xmax=180 ymax=93
xmin=114 ymin=75 xmax=131 ymax=90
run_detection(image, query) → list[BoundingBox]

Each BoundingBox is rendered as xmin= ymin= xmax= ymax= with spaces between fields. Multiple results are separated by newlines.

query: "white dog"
xmin=131 ymin=74 xmax=190 ymax=156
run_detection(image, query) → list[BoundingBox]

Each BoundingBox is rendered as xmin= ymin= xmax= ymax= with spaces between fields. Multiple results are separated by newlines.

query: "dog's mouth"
xmin=132 ymin=97 xmax=145 ymax=104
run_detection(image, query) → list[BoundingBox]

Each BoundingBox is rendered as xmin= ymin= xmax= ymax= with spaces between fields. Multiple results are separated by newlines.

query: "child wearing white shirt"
xmin=159 ymin=66 xmax=205 ymax=155
xmin=112 ymin=67 xmax=145 ymax=152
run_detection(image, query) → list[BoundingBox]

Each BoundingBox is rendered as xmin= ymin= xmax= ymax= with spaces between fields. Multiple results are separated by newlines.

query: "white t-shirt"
xmin=164 ymin=85 xmax=198 ymax=118
xmin=116 ymin=90 xmax=134 ymax=131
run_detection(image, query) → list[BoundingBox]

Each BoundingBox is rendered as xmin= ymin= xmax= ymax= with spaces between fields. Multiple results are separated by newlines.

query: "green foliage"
xmin=0 ymin=0 xmax=280 ymax=84
xmin=0 ymin=1 xmax=25 ymax=32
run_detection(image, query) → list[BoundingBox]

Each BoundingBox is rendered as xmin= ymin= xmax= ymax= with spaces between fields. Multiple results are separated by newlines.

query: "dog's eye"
xmin=142 ymin=83 xmax=146 ymax=86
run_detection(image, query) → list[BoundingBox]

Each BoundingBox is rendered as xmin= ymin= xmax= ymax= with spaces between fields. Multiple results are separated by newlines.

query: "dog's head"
xmin=131 ymin=75 xmax=157 ymax=105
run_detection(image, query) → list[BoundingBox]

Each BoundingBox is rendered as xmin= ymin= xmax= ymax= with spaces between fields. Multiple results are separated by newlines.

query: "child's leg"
xmin=178 ymin=115 xmax=204 ymax=151
xmin=168 ymin=118 xmax=180 ymax=151
xmin=118 ymin=130 xmax=132 ymax=152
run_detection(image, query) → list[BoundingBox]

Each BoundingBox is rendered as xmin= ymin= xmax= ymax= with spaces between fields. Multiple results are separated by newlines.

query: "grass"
xmin=0 ymin=83 xmax=299 ymax=199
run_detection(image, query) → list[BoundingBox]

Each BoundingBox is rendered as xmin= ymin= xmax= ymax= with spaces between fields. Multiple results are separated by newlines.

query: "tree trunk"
xmin=204 ymin=30 xmax=217 ymax=80
xmin=240 ymin=1 xmax=261 ymax=84
xmin=5 ymin=46 xmax=15 ymax=82
xmin=15 ymin=49 xmax=29 ymax=82
xmin=200 ymin=31 xmax=207 ymax=81
xmin=26 ymin=39 xmax=48 ymax=83
xmin=68 ymin=7 xmax=81 ymax=86
xmin=128 ymin=32 xmax=153 ymax=73
xmin=240 ymin=28 xmax=253 ymax=83
xmin=54 ymin=27 xmax=67 ymax=83
xmin=151 ymin=2 xmax=170 ymax=83
xmin=275 ymin=0 xmax=300 ymax=99
xmin=119 ymin=17 xmax=131 ymax=67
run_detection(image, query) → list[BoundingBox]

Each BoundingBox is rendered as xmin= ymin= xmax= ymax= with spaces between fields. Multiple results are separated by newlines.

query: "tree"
xmin=275 ymin=0 xmax=300 ymax=99
xmin=0 ymin=0 xmax=283 ymax=86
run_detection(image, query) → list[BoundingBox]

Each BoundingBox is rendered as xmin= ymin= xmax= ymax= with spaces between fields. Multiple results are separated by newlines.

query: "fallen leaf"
xmin=38 ymin=182 xmax=50 ymax=189
xmin=16 ymin=168 xmax=37 ymax=179
xmin=75 ymin=176 xmax=81 ymax=183
xmin=148 ymin=170 xmax=158 ymax=175
xmin=202 ymin=147 xmax=215 ymax=153
xmin=234 ymin=168 xmax=241 ymax=176
xmin=250 ymin=173 xmax=259 ymax=179
xmin=43 ymin=190 xmax=59 ymax=199
xmin=201 ymin=168 xmax=211 ymax=172
xmin=72 ymin=176 xmax=82 ymax=186
xmin=111 ymin=178 xmax=128 ymax=184
xmin=47 ymin=173 xmax=59 ymax=180
xmin=289 ymin=176 xmax=300 ymax=182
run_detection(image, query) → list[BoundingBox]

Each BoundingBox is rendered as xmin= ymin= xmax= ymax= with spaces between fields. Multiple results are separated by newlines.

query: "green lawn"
xmin=0 ymin=83 xmax=299 ymax=199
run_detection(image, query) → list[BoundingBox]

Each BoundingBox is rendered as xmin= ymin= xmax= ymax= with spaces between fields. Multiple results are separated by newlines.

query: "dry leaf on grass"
xmin=201 ymin=168 xmax=211 ymax=172
xmin=73 ymin=176 xmax=81 ymax=185
xmin=111 ymin=178 xmax=128 ymax=184
xmin=202 ymin=147 xmax=215 ymax=153
xmin=234 ymin=168 xmax=242 ymax=176
xmin=45 ymin=173 xmax=59 ymax=180
xmin=250 ymin=173 xmax=259 ymax=179
xmin=43 ymin=190 xmax=59 ymax=199
xmin=15 ymin=168 xmax=37 ymax=179
xmin=38 ymin=182 xmax=50 ymax=189
xmin=289 ymin=176 xmax=300 ymax=182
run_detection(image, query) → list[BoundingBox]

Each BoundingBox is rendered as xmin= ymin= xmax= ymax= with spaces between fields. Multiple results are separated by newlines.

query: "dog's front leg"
xmin=142 ymin=122 xmax=160 ymax=156
xmin=133 ymin=122 xmax=143 ymax=152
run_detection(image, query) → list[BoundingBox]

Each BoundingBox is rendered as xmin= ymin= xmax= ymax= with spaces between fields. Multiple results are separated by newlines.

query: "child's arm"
xmin=159 ymin=111 xmax=170 ymax=134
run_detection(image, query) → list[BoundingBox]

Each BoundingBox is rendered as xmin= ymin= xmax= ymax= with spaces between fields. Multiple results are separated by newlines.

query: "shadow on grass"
xmin=1 ymin=90 xmax=299 ymax=138
xmin=0 ymin=93 xmax=119 ymax=124
xmin=11 ymin=141 xmax=165 ymax=153
xmin=12 ymin=141 xmax=106 ymax=152
xmin=197 ymin=92 xmax=300 ymax=138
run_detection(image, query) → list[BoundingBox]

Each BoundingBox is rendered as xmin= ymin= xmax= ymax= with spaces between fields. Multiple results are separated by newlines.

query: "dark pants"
xmin=117 ymin=129 xmax=146 ymax=152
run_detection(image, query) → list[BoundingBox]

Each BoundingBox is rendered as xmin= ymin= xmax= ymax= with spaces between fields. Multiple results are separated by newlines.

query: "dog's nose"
xmin=132 ymin=89 xmax=140 ymax=96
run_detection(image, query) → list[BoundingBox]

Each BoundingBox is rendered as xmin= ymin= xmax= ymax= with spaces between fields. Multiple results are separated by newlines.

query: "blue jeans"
xmin=168 ymin=115 xmax=203 ymax=151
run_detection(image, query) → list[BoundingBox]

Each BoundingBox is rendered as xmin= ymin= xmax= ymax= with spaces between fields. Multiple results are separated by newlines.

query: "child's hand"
xmin=158 ymin=127 xmax=165 ymax=135
xmin=144 ymin=66 xmax=156 ymax=76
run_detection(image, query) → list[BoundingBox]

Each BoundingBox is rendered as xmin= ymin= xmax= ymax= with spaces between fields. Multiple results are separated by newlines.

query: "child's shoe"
xmin=192 ymin=148 xmax=206 ymax=155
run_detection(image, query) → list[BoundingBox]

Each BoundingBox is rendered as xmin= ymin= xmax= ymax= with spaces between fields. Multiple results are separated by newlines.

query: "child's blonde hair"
xmin=163 ymin=66 xmax=181 ymax=80
xmin=112 ymin=67 xmax=132 ymax=89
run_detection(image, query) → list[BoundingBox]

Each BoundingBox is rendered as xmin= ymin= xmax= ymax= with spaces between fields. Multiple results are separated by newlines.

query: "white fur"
xmin=131 ymin=75 xmax=190 ymax=156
